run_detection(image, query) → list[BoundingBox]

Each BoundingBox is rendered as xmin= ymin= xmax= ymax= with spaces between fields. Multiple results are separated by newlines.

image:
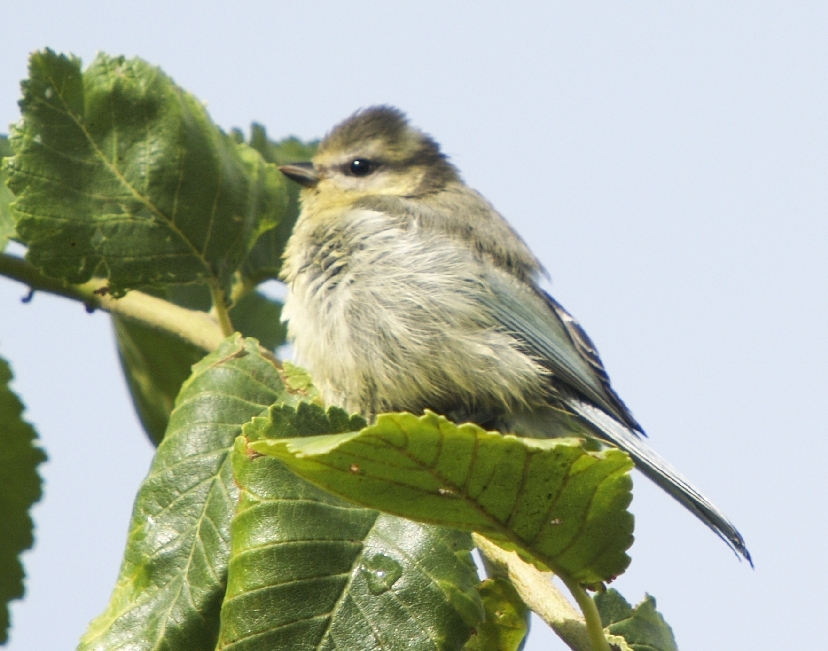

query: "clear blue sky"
xmin=1 ymin=2 xmax=826 ymax=649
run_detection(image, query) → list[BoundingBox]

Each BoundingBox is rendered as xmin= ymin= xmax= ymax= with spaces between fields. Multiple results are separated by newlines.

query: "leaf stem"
xmin=0 ymin=253 xmax=226 ymax=352
xmin=209 ymin=282 xmax=235 ymax=337
xmin=473 ymin=535 xmax=594 ymax=651
xmin=558 ymin=573 xmax=611 ymax=651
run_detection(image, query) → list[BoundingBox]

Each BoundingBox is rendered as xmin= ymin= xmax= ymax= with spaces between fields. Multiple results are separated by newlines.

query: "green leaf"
xmin=228 ymin=289 xmax=287 ymax=351
xmin=113 ymin=288 xmax=287 ymax=446
xmin=217 ymin=429 xmax=483 ymax=650
xmin=5 ymin=49 xmax=287 ymax=295
xmin=0 ymin=354 xmax=46 ymax=644
xmin=113 ymin=316 xmax=207 ymax=446
xmin=279 ymin=361 xmax=319 ymax=399
xmin=240 ymin=125 xmax=317 ymax=283
xmin=244 ymin=401 xmax=367 ymax=442
xmin=0 ymin=135 xmax=15 ymax=251
xmin=249 ymin=409 xmax=634 ymax=585
xmin=248 ymin=125 xmax=318 ymax=166
xmin=79 ymin=336 xmax=297 ymax=651
xmin=463 ymin=579 xmax=529 ymax=651
xmin=594 ymin=589 xmax=678 ymax=651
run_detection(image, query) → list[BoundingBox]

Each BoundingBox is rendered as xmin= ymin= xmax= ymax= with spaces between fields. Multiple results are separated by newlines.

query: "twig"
xmin=0 ymin=253 xmax=226 ymax=352
xmin=473 ymin=534 xmax=597 ymax=651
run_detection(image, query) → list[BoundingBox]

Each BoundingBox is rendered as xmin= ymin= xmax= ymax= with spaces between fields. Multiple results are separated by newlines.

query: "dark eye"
xmin=349 ymin=158 xmax=376 ymax=177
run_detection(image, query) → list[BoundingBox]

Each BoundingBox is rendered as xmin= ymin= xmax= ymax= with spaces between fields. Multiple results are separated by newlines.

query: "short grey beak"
xmin=278 ymin=162 xmax=320 ymax=188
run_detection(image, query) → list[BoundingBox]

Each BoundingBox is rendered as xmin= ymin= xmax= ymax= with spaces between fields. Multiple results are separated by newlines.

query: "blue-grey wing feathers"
xmin=481 ymin=271 xmax=640 ymax=429
xmin=481 ymin=269 xmax=752 ymax=563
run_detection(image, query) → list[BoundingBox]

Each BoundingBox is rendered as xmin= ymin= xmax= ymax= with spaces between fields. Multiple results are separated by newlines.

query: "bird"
xmin=278 ymin=105 xmax=751 ymax=564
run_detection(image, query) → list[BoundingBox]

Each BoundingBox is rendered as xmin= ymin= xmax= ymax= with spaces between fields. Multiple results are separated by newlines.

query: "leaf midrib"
xmin=38 ymin=57 xmax=213 ymax=273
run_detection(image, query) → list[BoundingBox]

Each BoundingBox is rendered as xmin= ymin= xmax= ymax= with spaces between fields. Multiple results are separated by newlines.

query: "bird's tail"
xmin=566 ymin=397 xmax=752 ymax=565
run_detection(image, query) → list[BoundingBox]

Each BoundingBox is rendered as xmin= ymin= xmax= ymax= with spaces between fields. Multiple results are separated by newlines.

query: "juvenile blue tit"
xmin=279 ymin=106 xmax=750 ymax=563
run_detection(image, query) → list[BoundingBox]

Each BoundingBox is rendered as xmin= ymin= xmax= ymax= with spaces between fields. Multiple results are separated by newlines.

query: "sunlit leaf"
xmin=0 ymin=135 xmax=14 ymax=251
xmin=463 ymin=579 xmax=529 ymax=651
xmin=249 ymin=409 xmax=634 ymax=585
xmin=0 ymin=354 xmax=46 ymax=644
xmin=217 ymin=417 xmax=483 ymax=651
xmin=594 ymin=589 xmax=677 ymax=651
xmin=5 ymin=50 xmax=287 ymax=295
xmin=79 ymin=336 xmax=296 ymax=651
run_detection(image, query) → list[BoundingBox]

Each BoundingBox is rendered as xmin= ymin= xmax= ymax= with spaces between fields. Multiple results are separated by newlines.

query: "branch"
xmin=0 ymin=253 xmax=226 ymax=352
xmin=473 ymin=534 xmax=595 ymax=651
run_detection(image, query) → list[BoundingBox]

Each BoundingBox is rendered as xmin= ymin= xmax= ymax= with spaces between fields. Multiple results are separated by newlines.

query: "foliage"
xmin=0 ymin=357 xmax=46 ymax=645
xmin=5 ymin=50 xmax=284 ymax=296
xmin=0 ymin=136 xmax=14 ymax=251
xmin=594 ymin=589 xmax=677 ymax=651
xmin=247 ymin=409 xmax=634 ymax=584
xmin=221 ymin=421 xmax=482 ymax=651
xmin=0 ymin=49 xmax=681 ymax=650
xmin=114 ymin=287 xmax=287 ymax=444
xmin=463 ymin=579 xmax=529 ymax=651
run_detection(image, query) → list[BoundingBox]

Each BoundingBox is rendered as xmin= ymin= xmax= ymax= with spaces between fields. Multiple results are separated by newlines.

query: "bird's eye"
xmin=349 ymin=158 xmax=376 ymax=177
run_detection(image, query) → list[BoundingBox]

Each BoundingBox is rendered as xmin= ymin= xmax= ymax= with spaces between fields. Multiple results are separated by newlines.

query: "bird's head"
xmin=279 ymin=106 xmax=459 ymax=204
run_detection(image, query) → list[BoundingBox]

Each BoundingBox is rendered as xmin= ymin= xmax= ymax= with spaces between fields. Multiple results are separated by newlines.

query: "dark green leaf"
xmin=248 ymin=124 xmax=318 ymax=166
xmin=244 ymin=401 xmax=366 ymax=442
xmin=0 ymin=355 xmax=46 ymax=644
xmin=249 ymin=410 xmax=634 ymax=585
xmin=594 ymin=589 xmax=678 ymax=651
xmin=113 ymin=316 xmax=207 ymax=445
xmin=0 ymin=135 xmax=15 ymax=251
xmin=165 ymin=282 xmax=213 ymax=311
xmin=6 ymin=49 xmax=287 ymax=295
xmin=112 ymin=288 xmax=286 ymax=445
xmin=229 ymin=289 xmax=287 ymax=351
xmin=240 ymin=126 xmax=317 ymax=283
xmin=79 ymin=336 xmax=296 ymax=651
xmin=463 ymin=579 xmax=529 ymax=651
xmin=217 ymin=427 xmax=483 ymax=651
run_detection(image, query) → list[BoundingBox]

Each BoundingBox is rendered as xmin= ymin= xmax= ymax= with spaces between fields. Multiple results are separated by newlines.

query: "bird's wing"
xmin=480 ymin=269 xmax=641 ymax=431
xmin=480 ymin=270 xmax=752 ymax=563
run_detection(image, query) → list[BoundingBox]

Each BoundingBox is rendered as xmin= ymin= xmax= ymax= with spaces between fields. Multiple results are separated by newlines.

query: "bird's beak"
xmin=278 ymin=162 xmax=320 ymax=188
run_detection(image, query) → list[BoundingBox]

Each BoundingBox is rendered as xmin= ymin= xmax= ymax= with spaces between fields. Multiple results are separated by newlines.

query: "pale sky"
xmin=1 ymin=2 xmax=826 ymax=650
